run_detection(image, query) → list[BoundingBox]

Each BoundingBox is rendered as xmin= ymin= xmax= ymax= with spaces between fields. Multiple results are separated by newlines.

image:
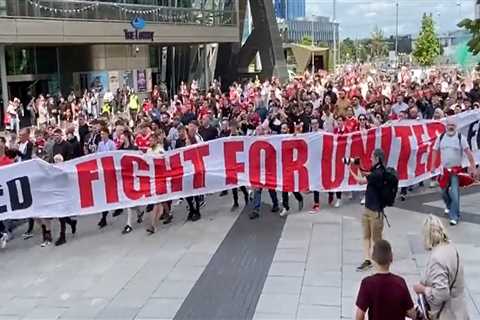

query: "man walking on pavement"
xmin=432 ymin=118 xmax=477 ymax=226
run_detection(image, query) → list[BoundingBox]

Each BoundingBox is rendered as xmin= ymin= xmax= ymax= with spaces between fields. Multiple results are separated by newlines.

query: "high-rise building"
xmin=476 ymin=0 xmax=480 ymax=19
xmin=275 ymin=0 xmax=305 ymax=20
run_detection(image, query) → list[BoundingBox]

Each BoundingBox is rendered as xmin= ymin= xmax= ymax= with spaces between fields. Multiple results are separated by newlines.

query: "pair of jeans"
xmin=253 ymin=189 xmax=278 ymax=211
xmin=441 ymin=175 xmax=460 ymax=222
xmin=282 ymin=192 xmax=303 ymax=210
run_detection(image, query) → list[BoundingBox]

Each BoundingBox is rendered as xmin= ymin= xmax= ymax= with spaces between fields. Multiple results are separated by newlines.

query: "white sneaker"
xmin=0 ymin=233 xmax=8 ymax=249
xmin=360 ymin=197 xmax=365 ymax=205
xmin=280 ymin=208 xmax=289 ymax=217
xmin=334 ymin=199 xmax=341 ymax=208
xmin=40 ymin=241 xmax=51 ymax=247
xmin=444 ymin=208 xmax=450 ymax=216
xmin=429 ymin=181 xmax=437 ymax=188
xmin=449 ymin=220 xmax=458 ymax=226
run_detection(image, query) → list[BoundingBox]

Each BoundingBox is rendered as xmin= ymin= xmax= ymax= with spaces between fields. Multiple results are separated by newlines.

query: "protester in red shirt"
xmin=0 ymin=137 xmax=13 ymax=167
xmin=344 ymin=107 xmax=359 ymax=133
xmin=142 ymin=98 xmax=153 ymax=114
xmin=135 ymin=123 xmax=151 ymax=153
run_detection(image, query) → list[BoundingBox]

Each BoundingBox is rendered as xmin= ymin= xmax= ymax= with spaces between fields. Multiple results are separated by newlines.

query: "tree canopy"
xmin=412 ymin=13 xmax=441 ymax=66
xmin=458 ymin=18 xmax=480 ymax=55
xmin=368 ymin=26 xmax=389 ymax=58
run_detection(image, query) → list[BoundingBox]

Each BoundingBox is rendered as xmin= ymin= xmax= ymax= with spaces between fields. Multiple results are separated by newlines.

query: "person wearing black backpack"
xmin=350 ymin=148 xmax=398 ymax=272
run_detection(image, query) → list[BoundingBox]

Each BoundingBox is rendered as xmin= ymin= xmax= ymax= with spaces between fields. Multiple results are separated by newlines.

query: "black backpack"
xmin=380 ymin=165 xmax=399 ymax=208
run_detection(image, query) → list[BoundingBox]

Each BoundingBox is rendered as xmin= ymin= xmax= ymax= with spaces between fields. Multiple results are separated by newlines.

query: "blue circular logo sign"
xmin=131 ymin=17 xmax=145 ymax=30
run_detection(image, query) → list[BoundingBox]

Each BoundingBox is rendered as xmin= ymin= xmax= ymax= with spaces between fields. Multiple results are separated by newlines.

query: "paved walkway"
xmin=0 ymin=189 xmax=480 ymax=320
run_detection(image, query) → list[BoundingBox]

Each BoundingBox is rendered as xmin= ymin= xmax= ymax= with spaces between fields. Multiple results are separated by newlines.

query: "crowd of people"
xmin=1 ymin=65 xmax=478 ymax=246
xmin=0 ymin=63 xmax=477 ymax=319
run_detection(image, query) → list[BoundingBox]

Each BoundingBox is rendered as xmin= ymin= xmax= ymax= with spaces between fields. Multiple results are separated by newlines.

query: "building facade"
xmin=274 ymin=0 xmax=305 ymax=20
xmin=285 ymin=17 xmax=338 ymax=46
xmin=476 ymin=0 xmax=480 ymax=19
xmin=0 ymin=0 xmax=238 ymax=114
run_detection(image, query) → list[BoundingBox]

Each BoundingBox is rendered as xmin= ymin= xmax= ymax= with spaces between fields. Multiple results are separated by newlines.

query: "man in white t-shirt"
xmin=391 ymin=95 xmax=409 ymax=115
xmin=432 ymin=118 xmax=477 ymax=225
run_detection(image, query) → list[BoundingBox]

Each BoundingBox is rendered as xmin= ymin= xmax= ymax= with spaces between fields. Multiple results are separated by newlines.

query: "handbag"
xmin=418 ymin=250 xmax=460 ymax=320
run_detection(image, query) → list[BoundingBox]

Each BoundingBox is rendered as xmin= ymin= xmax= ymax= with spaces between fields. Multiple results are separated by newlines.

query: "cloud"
xmin=307 ymin=0 xmax=476 ymax=38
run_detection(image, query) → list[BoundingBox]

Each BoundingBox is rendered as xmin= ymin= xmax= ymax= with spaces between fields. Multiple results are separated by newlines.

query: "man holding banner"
xmin=433 ymin=118 xmax=477 ymax=226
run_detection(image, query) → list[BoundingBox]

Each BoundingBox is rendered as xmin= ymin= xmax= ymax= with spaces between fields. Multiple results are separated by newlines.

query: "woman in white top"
xmin=146 ymin=130 xmax=172 ymax=234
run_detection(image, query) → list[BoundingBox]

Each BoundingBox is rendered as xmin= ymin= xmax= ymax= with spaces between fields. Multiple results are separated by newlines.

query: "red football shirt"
xmin=135 ymin=133 xmax=151 ymax=153
xmin=0 ymin=156 xmax=13 ymax=167
xmin=344 ymin=117 xmax=359 ymax=133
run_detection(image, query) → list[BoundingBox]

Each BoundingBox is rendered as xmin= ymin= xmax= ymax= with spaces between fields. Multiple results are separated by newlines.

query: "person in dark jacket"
xmin=50 ymin=128 xmax=77 ymax=246
xmin=468 ymin=80 xmax=480 ymax=103
xmin=349 ymin=148 xmax=387 ymax=272
xmin=77 ymin=115 xmax=89 ymax=156
xmin=50 ymin=128 xmax=73 ymax=161
xmin=66 ymin=127 xmax=83 ymax=159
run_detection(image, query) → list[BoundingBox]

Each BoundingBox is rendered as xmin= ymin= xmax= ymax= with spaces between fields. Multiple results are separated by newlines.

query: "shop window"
xmin=36 ymin=47 xmax=57 ymax=74
xmin=6 ymin=47 xmax=35 ymax=75
xmin=149 ymin=46 xmax=159 ymax=68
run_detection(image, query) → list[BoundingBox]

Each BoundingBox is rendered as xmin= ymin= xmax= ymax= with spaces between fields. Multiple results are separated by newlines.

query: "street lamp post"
xmin=333 ymin=0 xmax=336 ymax=72
xmin=311 ymin=16 xmax=315 ymax=75
xmin=395 ymin=0 xmax=399 ymax=68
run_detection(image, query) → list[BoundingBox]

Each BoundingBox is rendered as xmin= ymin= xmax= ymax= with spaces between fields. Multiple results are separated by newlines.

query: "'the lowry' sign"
xmin=124 ymin=17 xmax=154 ymax=41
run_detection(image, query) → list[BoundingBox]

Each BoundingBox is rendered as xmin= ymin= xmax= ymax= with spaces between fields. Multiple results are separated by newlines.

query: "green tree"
xmin=340 ymin=38 xmax=356 ymax=63
xmin=412 ymin=13 xmax=441 ymax=66
xmin=368 ymin=26 xmax=389 ymax=58
xmin=458 ymin=18 xmax=480 ymax=55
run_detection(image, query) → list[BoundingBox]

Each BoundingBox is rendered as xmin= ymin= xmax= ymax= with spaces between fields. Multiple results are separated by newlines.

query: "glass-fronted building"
xmin=275 ymin=0 xmax=305 ymax=20
xmin=0 ymin=0 xmax=238 ymax=119
xmin=286 ymin=17 xmax=338 ymax=46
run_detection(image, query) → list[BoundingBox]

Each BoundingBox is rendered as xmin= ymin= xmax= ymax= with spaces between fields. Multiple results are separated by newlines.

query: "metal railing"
xmin=5 ymin=0 xmax=237 ymax=26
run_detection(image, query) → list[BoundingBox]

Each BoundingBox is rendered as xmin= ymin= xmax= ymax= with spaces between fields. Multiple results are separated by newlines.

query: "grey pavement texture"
xmin=254 ymin=190 xmax=480 ymax=320
xmin=1 ymin=189 xmax=480 ymax=320
xmin=174 ymin=203 xmax=285 ymax=320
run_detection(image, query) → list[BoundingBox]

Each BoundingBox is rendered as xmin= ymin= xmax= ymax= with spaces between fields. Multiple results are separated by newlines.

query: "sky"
xmin=305 ymin=0 xmax=475 ymax=39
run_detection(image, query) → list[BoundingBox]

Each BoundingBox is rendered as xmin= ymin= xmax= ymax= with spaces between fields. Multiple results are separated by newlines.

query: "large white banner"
xmin=1 ymin=111 xmax=480 ymax=220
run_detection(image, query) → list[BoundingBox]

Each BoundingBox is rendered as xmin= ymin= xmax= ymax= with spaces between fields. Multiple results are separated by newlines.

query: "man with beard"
xmin=432 ymin=119 xmax=477 ymax=226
